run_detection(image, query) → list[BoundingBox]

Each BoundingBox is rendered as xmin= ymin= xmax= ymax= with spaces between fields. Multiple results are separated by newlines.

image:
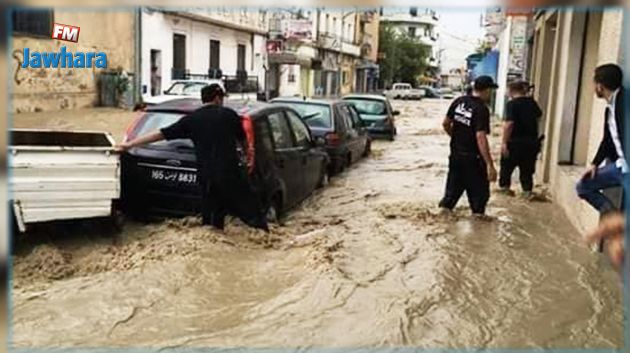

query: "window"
xmin=210 ymin=40 xmax=220 ymax=69
xmin=12 ymin=9 xmax=53 ymax=37
xmin=338 ymin=105 xmax=355 ymax=131
xmin=347 ymin=105 xmax=363 ymax=128
xmin=285 ymin=110 xmax=311 ymax=148
xmin=237 ymin=44 xmax=246 ymax=71
xmin=267 ymin=112 xmax=294 ymax=149
xmin=408 ymin=27 xmax=416 ymax=37
xmin=172 ymin=34 xmax=187 ymax=79
xmin=280 ymin=102 xmax=332 ymax=129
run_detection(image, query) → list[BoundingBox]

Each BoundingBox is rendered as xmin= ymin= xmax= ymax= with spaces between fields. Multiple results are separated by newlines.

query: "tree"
xmin=377 ymin=24 xmax=430 ymax=88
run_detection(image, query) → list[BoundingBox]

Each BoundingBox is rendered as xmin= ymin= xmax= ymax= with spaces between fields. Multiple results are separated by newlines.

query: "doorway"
xmin=173 ymin=33 xmax=186 ymax=79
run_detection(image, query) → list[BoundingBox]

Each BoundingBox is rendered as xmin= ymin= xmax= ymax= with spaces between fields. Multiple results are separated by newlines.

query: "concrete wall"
xmin=530 ymin=9 xmax=624 ymax=233
xmin=11 ymin=11 xmax=135 ymax=113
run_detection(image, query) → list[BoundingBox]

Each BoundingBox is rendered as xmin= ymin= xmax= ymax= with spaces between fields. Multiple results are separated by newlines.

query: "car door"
xmin=347 ymin=104 xmax=368 ymax=156
xmin=266 ymin=109 xmax=303 ymax=209
xmin=284 ymin=108 xmax=321 ymax=196
xmin=337 ymin=104 xmax=360 ymax=163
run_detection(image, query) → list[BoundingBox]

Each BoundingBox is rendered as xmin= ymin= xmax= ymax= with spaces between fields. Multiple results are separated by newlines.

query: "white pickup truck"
xmin=384 ymin=83 xmax=425 ymax=100
xmin=9 ymin=129 xmax=122 ymax=233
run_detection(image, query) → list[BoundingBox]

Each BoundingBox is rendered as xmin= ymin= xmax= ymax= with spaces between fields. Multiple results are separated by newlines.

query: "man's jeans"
xmin=576 ymin=163 xmax=624 ymax=213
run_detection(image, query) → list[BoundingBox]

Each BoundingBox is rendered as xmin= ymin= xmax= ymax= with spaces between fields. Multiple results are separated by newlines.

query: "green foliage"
xmin=377 ymin=24 xmax=430 ymax=87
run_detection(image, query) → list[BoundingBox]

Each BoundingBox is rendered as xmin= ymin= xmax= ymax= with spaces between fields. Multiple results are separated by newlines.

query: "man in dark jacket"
xmin=498 ymin=80 xmax=543 ymax=197
xmin=117 ymin=84 xmax=269 ymax=232
xmin=576 ymin=64 xmax=626 ymax=214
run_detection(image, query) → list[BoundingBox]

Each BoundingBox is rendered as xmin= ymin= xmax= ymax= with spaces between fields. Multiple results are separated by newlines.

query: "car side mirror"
xmin=393 ymin=110 xmax=401 ymax=116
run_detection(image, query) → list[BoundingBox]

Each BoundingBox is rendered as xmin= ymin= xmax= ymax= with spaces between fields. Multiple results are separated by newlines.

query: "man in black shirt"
xmin=117 ymin=84 xmax=269 ymax=232
xmin=498 ymin=81 xmax=543 ymax=196
xmin=439 ymin=76 xmax=498 ymax=216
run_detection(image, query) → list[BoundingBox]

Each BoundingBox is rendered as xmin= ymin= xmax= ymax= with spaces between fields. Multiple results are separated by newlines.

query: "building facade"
xmin=266 ymin=8 xmax=379 ymax=98
xmin=10 ymin=10 xmax=137 ymax=113
xmin=527 ymin=9 xmax=626 ymax=233
xmin=380 ymin=7 xmax=440 ymax=79
xmin=141 ymin=8 xmax=268 ymax=100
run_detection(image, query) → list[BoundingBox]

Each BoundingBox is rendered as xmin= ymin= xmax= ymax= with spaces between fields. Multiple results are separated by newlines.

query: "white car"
xmin=143 ymin=79 xmax=224 ymax=106
xmin=384 ymin=83 xmax=424 ymax=100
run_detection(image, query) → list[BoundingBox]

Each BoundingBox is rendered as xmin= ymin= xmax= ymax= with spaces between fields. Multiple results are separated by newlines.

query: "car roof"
xmin=171 ymin=79 xmax=222 ymax=84
xmin=271 ymin=97 xmax=341 ymax=106
xmin=145 ymin=98 xmax=271 ymax=116
xmin=342 ymin=94 xmax=388 ymax=101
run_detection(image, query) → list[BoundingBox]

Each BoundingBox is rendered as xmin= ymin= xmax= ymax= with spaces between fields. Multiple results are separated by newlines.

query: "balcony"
xmin=317 ymin=32 xmax=361 ymax=56
xmin=381 ymin=13 xmax=438 ymax=27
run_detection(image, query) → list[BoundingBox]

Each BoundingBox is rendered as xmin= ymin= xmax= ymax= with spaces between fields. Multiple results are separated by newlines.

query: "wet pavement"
xmin=11 ymin=99 xmax=622 ymax=348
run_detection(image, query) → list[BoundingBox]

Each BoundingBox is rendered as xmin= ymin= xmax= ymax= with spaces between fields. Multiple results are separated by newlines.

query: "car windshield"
xmin=279 ymin=102 xmax=332 ymax=129
xmin=344 ymin=99 xmax=387 ymax=115
xmin=135 ymin=112 xmax=193 ymax=148
xmin=165 ymin=82 xmax=208 ymax=95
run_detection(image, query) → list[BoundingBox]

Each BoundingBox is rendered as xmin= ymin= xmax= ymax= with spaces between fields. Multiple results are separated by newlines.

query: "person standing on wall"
xmin=498 ymin=80 xmax=543 ymax=198
xmin=439 ymin=76 xmax=498 ymax=216
xmin=576 ymin=64 xmax=626 ymax=214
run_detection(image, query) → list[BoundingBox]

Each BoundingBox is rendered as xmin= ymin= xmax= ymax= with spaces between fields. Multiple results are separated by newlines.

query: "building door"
xmin=210 ymin=40 xmax=220 ymax=70
xmin=172 ymin=34 xmax=186 ymax=79
xmin=150 ymin=49 xmax=162 ymax=96
xmin=237 ymin=44 xmax=246 ymax=72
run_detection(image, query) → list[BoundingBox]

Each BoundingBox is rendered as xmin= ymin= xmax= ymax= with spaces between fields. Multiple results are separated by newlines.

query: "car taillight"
xmin=241 ymin=114 xmax=256 ymax=174
xmin=123 ymin=113 xmax=146 ymax=142
xmin=325 ymin=132 xmax=341 ymax=146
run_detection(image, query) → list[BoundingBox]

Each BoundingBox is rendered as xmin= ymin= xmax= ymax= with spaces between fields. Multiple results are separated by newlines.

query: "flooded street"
xmin=12 ymin=99 xmax=622 ymax=348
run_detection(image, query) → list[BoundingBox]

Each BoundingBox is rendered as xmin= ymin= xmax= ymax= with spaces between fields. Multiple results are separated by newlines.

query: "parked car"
xmin=142 ymin=79 xmax=224 ymax=106
xmin=342 ymin=94 xmax=399 ymax=141
xmin=439 ymin=87 xmax=455 ymax=99
xmin=384 ymin=83 xmax=424 ymax=100
xmin=270 ymin=97 xmax=370 ymax=175
xmin=121 ymin=98 xmax=329 ymax=221
xmin=418 ymin=85 xmax=441 ymax=98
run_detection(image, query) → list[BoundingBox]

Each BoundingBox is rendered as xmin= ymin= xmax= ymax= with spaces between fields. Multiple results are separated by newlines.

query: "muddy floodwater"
xmin=11 ymin=99 xmax=622 ymax=348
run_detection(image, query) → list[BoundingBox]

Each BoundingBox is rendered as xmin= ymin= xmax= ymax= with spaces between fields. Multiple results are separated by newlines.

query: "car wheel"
xmin=363 ymin=139 xmax=372 ymax=157
xmin=266 ymin=197 xmax=282 ymax=224
xmin=317 ymin=164 xmax=330 ymax=188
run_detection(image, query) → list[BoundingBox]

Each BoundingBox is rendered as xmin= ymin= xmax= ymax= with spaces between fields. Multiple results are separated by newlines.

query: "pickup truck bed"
xmin=9 ymin=129 xmax=121 ymax=232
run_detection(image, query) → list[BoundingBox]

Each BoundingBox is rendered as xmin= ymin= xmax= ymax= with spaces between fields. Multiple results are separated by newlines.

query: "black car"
xmin=121 ymin=98 xmax=329 ymax=221
xmin=270 ymin=98 xmax=370 ymax=175
xmin=342 ymin=94 xmax=399 ymax=141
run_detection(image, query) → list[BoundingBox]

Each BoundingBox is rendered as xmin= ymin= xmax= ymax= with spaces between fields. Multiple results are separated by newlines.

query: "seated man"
xmin=576 ymin=64 xmax=626 ymax=214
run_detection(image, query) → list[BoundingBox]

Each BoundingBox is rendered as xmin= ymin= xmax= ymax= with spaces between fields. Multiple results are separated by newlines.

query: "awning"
xmin=268 ymin=52 xmax=313 ymax=67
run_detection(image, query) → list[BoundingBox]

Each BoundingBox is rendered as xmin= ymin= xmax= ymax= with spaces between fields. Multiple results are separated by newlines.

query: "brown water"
xmin=11 ymin=99 xmax=622 ymax=348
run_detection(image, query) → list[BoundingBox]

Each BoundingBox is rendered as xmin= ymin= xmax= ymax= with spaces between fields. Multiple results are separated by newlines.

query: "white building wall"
xmin=279 ymin=64 xmax=302 ymax=97
xmin=141 ymin=10 xmax=266 ymax=99
xmin=494 ymin=16 xmax=512 ymax=116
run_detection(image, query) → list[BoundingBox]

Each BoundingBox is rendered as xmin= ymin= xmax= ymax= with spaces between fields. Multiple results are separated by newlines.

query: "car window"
xmin=267 ymin=111 xmax=294 ymax=149
xmin=285 ymin=110 xmax=312 ymax=148
xmin=165 ymin=82 xmax=216 ymax=95
xmin=256 ymin=118 xmax=274 ymax=155
xmin=344 ymin=99 xmax=387 ymax=115
xmin=347 ymin=105 xmax=362 ymax=127
xmin=277 ymin=102 xmax=332 ymax=129
xmin=338 ymin=105 xmax=355 ymax=131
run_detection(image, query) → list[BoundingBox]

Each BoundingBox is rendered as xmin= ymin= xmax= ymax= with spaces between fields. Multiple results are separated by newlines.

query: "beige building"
xmin=528 ymin=9 xmax=625 ymax=233
xmin=11 ymin=10 xmax=136 ymax=113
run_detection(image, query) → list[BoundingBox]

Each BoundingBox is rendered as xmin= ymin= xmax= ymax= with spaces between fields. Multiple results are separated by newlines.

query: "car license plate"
xmin=150 ymin=169 xmax=198 ymax=184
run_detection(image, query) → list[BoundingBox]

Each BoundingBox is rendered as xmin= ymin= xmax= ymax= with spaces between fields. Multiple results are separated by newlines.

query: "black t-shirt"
xmin=504 ymin=96 xmax=542 ymax=142
xmin=446 ymin=96 xmax=491 ymax=156
xmin=160 ymin=104 xmax=245 ymax=177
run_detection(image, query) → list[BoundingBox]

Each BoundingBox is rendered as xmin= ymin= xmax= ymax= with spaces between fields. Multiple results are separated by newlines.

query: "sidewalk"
xmin=11 ymin=108 xmax=138 ymax=143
